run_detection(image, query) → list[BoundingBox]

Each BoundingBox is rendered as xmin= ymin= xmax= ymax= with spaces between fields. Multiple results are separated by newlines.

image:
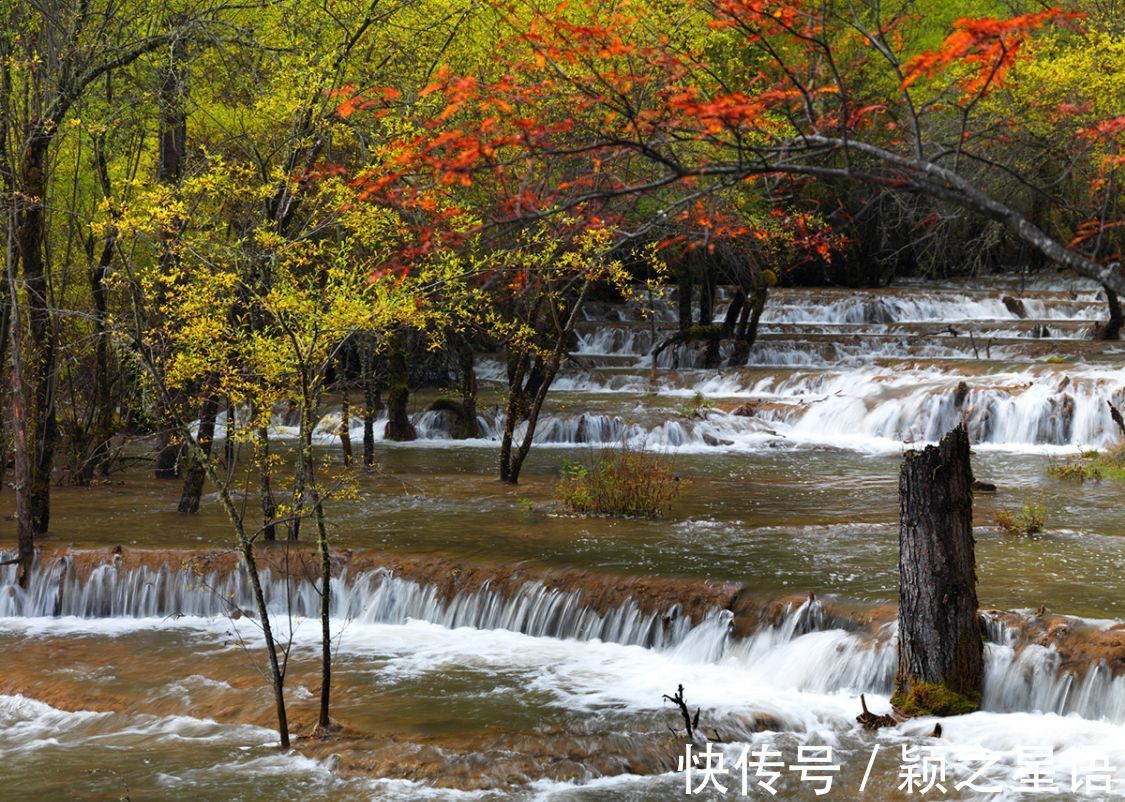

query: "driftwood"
xmin=1108 ymin=401 xmax=1125 ymax=439
xmin=663 ymin=684 xmax=719 ymax=745
xmin=856 ymin=694 xmax=897 ymax=730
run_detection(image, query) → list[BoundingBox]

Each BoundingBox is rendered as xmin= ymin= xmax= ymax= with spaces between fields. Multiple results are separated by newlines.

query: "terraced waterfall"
xmin=2 ymin=277 xmax=1123 ymax=800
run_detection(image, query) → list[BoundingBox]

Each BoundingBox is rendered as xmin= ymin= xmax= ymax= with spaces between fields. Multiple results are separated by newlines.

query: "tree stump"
xmin=893 ymin=424 xmax=983 ymax=717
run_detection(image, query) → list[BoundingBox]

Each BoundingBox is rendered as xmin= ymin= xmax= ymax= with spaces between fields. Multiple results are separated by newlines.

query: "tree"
xmin=363 ymin=0 xmax=1121 ymax=301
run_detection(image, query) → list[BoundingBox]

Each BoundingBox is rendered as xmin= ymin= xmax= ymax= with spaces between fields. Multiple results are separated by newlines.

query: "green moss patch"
xmin=892 ymin=682 xmax=980 ymax=717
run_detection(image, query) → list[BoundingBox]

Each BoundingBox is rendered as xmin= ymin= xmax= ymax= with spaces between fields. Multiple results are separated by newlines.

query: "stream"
xmin=1 ymin=277 xmax=1123 ymax=800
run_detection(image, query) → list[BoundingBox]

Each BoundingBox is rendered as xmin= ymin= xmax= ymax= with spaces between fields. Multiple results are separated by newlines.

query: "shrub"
xmin=556 ymin=446 xmax=683 ymax=518
xmin=1045 ymin=443 xmax=1125 ymax=483
xmin=675 ymin=391 xmax=713 ymax=420
xmin=995 ymin=497 xmax=1047 ymax=536
xmin=1046 ymin=458 xmax=1101 ymax=482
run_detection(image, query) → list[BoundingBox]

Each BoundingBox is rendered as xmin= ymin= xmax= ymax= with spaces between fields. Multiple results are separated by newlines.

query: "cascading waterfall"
xmin=189 ymin=281 xmax=1125 ymax=452
xmin=3 ymin=557 xmax=1122 ymax=725
xmin=0 ymin=555 xmax=705 ymax=651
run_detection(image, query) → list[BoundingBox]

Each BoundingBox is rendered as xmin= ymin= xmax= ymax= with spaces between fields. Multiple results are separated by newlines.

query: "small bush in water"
xmin=995 ymin=497 xmax=1047 ymax=536
xmin=556 ymin=447 xmax=682 ymax=517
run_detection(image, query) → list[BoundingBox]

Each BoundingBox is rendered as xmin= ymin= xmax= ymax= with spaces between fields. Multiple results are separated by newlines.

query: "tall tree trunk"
xmin=359 ymin=337 xmax=381 ymax=467
xmin=83 ymin=132 xmax=117 ymax=483
xmin=0 ymin=54 xmax=13 ymax=489
xmin=893 ymin=424 xmax=983 ymax=717
xmin=697 ymin=268 xmax=714 ymax=326
xmin=677 ymin=266 xmax=693 ymax=332
xmin=153 ymin=36 xmax=188 ymax=478
xmin=728 ymin=286 xmax=768 ymax=366
xmin=8 ymin=259 xmax=34 ymax=587
xmin=500 ymin=282 xmax=590 ymax=484
xmin=457 ymin=337 xmax=480 ymax=439
xmin=178 ymin=395 xmax=219 ymax=513
xmin=339 ymin=390 xmax=353 ymax=465
xmin=16 ymin=132 xmax=58 ymax=535
xmin=256 ymin=423 xmax=278 ymax=541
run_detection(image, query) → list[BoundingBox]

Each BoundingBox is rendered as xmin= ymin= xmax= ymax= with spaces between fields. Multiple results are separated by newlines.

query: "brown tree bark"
xmin=339 ymin=391 xmax=353 ymax=465
xmin=500 ymin=282 xmax=590 ymax=484
xmin=152 ymin=35 xmax=189 ymax=478
xmin=1100 ymin=286 xmax=1122 ymax=341
xmin=677 ymin=266 xmax=693 ymax=332
xmin=16 ymin=131 xmax=59 ymax=535
xmin=383 ymin=334 xmax=415 ymax=441
xmin=893 ymin=424 xmax=983 ymax=717
xmin=178 ymin=395 xmax=219 ymax=513
xmin=457 ymin=336 xmax=481 ymax=439
xmin=8 ymin=261 xmax=34 ymax=587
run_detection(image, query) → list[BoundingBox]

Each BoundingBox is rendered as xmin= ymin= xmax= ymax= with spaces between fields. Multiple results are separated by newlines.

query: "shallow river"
xmin=2 ymin=277 xmax=1123 ymax=799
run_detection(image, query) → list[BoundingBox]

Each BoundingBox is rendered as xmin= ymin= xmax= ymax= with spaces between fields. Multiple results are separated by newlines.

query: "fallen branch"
xmin=856 ymin=693 xmax=897 ymax=730
xmin=664 ymin=683 xmax=715 ymax=744
xmin=1108 ymin=401 xmax=1125 ymax=438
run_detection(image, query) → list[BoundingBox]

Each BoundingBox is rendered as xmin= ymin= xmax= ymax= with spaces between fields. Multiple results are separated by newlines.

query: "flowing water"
xmin=2 ymin=277 xmax=1124 ymax=799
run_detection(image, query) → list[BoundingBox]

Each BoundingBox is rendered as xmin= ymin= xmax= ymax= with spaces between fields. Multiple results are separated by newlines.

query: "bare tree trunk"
xmin=153 ymin=35 xmax=188 ymax=479
xmin=8 ymin=259 xmax=34 ymax=587
xmin=359 ymin=337 xmax=380 ymax=467
xmin=729 ymin=287 xmax=768 ymax=366
xmin=500 ymin=282 xmax=590 ymax=484
xmin=256 ymin=423 xmax=278 ymax=541
xmin=339 ymin=390 xmax=353 ymax=465
xmin=457 ymin=338 xmax=480 ymax=439
xmin=16 ymin=132 xmax=58 ymax=535
xmin=83 ymin=132 xmax=117 ymax=483
xmin=1100 ymin=286 xmax=1122 ymax=341
xmin=893 ymin=424 xmax=983 ymax=717
xmin=0 ymin=52 xmax=14 ymax=490
xmin=697 ymin=268 xmax=714 ymax=326
xmin=677 ymin=266 xmax=693 ymax=332
xmin=383 ymin=333 xmax=415 ymax=441
xmin=178 ymin=395 xmax=219 ymax=513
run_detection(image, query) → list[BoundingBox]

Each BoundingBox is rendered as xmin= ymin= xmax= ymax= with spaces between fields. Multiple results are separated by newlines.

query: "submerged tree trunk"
xmin=256 ymin=423 xmax=278 ymax=541
xmin=383 ymin=334 xmax=415 ymax=441
xmin=697 ymin=268 xmax=715 ymax=327
xmin=1100 ymin=286 xmax=1122 ymax=341
xmin=339 ymin=391 xmax=353 ymax=465
xmin=677 ymin=267 xmax=693 ymax=332
xmin=178 ymin=395 xmax=219 ymax=513
xmin=893 ymin=424 xmax=983 ymax=717
xmin=8 ymin=266 xmax=34 ymax=586
xmin=17 ymin=132 xmax=58 ymax=535
xmin=500 ymin=282 xmax=590 ymax=484
xmin=457 ymin=337 xmax=480 ymax=439
xmin=359 ymin=337 xmax=381 ymax=467
xmin=729 ymin=286 xmax=768 ymax=366
xmin=194 ymin=427 xmax=290 ymax=748
xmin=153 ymin=36 xmax=189 ymax=479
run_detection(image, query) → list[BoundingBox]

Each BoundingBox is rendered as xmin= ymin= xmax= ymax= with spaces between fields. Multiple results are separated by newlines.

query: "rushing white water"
xmin=3 ymin=558 xmax=1122 ymax=727
xmin=201 ymin=280 xmax=1123 ymax=454
xmin=0 ymin=556 xmax=706 ymax=650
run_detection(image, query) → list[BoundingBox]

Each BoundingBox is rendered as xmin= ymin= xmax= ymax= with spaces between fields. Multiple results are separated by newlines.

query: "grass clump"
xmin=556 ymin=446 xmax=683 ymax=518
xmin=1046 ymin=443 xmax=1125 ymax=483
xmin=995 ymin=496 xmax=1047 ymax=536
xmin=675 ymin=391 xmax=713 ymax=420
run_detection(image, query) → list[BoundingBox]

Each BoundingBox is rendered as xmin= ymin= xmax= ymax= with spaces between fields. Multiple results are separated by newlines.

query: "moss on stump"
xmin=891 ymin=681 xmax=980 ymax=717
